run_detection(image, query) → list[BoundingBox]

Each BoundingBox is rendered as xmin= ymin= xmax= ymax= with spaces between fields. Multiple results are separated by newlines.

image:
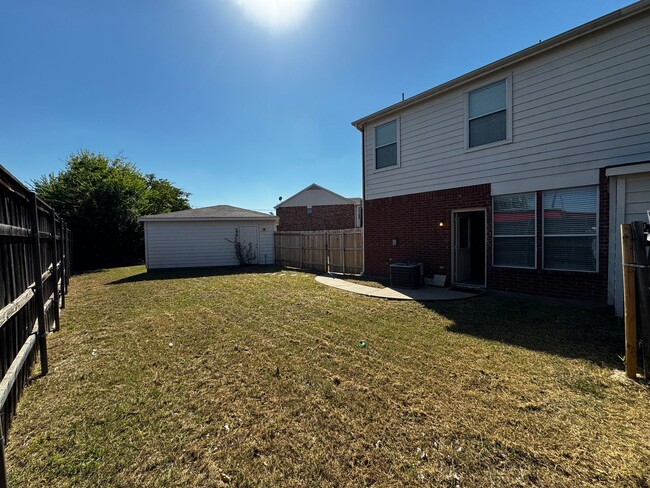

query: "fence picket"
xmin=275 ymin=229 xmax=363 ymax=275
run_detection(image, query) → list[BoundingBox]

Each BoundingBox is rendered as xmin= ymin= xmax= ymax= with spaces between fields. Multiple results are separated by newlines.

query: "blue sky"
xmin=0 ymin=0 xmax=632 ymax=213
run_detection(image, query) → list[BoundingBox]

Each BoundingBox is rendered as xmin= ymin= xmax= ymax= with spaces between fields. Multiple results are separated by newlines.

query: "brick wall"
xmin=364 ymin=184 xmax=491 ymax=281
xmin=277 ymin=204 xmax=356 ymax=231
xmin=488 ymin=171 xmax=609 ymax=302
xmin=365 ymin=178 xmax=609 ymax=302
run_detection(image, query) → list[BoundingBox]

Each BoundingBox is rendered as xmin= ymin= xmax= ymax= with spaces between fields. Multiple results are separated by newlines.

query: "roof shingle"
xmin=140 ymin=205 xmax=277 ymax=221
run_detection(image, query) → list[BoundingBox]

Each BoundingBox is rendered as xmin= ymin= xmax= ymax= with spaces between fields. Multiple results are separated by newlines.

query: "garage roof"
xmin=139 ymin=205 xmax=277 ymax=222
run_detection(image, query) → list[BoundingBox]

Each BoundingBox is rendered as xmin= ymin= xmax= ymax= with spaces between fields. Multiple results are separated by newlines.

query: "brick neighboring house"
xmin=276 ymin=183 xmax=362 ymax=231
xmin=351 ymin=1 xmax=650 ymax=315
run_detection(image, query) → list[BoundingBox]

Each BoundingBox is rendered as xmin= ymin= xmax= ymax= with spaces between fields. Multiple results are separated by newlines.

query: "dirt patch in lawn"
xmin=6 ymin=266 xmax=650 ymax=486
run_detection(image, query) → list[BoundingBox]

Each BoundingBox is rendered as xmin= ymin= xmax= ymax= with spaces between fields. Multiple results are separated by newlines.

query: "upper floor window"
xmin=468 ymin=79 xmax=508 ymax=148
xmin=375 ymin=120 xmax=398 ymax=169
xmin=542 ymin=186 xmax=598 ymax=272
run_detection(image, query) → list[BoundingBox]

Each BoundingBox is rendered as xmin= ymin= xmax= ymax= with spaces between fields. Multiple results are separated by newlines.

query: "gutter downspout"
xmin=358 ymin=125 xmax=366 ymax=276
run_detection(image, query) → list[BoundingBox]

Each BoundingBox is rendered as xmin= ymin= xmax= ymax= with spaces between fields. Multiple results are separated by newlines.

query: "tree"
xmin=142 ymin=173 xmax=191 ymax=216
xmin=33 ymin=150 xmax=190 ymax=270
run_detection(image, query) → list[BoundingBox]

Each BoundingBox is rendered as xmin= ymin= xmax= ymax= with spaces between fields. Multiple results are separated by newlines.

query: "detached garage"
xmin=140 ymin=205 xmax=278 ymax=270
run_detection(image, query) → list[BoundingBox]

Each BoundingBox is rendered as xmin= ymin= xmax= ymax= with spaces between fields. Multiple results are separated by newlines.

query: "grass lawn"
xmin=6 ymin=266 xmax=650 ymax=487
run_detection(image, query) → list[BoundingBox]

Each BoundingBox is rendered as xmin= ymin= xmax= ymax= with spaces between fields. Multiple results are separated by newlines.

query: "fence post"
xmin=323 ymin=231 xmax=328 ymax=273
xmin=621 ymin=224 xmax=637 ymax=379
xmin=631 ymin=221 xmax=650 ymax=380
xmin=50 ymin=209 xmax=61 ymax=331
xmin=65 ymin=223 xmax=71 ymax=287
xmin=0 ymin=416 xmax=6 ymax=488
xmin=341 ymin=231 xmax=346 ymax=275
xmin=29 ymin=192 xmax=48 ymax=376
xmin=60 ymin=221 xmax=66 ymax=310
xmin=68 ymin=224 xmax=72 ymax=285
xmin=299 ymin=233 xmax=304 ymax=269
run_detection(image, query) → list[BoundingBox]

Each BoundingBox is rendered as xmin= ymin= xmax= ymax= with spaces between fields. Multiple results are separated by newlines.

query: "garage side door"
xmin=238 ymin=225 xmax=259 ymax=264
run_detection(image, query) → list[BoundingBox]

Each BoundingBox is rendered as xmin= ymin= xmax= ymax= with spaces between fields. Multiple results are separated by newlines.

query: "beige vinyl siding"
xmin=145 ymin=220 xmax=275 ymax=269
xmin=364 ymin=15 xmax=650 ymax=200
xmin=608 ymin=170 xmax=650 ymax=316
xmin=624 ymin=173 xmax=650 ymax=221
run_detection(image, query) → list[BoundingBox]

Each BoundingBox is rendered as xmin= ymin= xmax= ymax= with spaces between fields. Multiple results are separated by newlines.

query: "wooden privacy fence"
xmin=0 ymin=165 xmax=71 ymax=487
xmin=275 ymin=229 xmax=363 ymax=275
xmin=621 ymin=221 xmax=650 ymax=381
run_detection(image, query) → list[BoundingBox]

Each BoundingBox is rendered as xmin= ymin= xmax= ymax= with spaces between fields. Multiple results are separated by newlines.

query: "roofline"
xmin=275 ymin=182 xmax=356 ymax=208
xmin=351 ymin=0 xmax=650 ymax=129
xmin=139 ymin=216 xmax=278 ymax=223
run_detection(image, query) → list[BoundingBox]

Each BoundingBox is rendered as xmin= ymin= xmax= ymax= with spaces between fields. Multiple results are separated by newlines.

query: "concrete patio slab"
xmin=315 ymin=276 xmax=481 ymax=301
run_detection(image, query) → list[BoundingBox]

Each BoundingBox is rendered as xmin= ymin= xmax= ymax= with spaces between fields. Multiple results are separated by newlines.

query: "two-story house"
xmin=276 ymin=183 xmax=362 ymax=231
xmin=352 ymin=1 xmax=650 ymax=315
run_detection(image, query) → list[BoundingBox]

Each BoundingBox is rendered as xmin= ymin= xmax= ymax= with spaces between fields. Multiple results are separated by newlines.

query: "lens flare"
xmin=235 ymin=0 xmax=317 ymax=31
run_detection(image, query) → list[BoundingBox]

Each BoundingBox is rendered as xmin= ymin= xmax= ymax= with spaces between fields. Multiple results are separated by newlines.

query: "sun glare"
xmin=235 ymin=0 xmax=317 ymax=31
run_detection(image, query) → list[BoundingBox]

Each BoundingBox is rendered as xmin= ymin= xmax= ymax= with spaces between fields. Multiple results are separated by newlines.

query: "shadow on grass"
xmin=427 ymin=294 xmax=623 ymax=368
xmin=107 ymin=265 xmax=283 ymax=285
xmin=74 ymin=268 xmax=111 ymax=275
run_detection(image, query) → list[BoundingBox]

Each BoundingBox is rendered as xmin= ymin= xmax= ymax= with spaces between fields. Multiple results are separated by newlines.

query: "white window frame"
xmin=542 ymin=186 xmax=599 ymax=273
xmin=373 ymin=117 xmax=400 ymax=171
xmin=464 ymin=74 xmax=513 ymax=152
xmin=492 ymin=192 xmax=537 ymax=269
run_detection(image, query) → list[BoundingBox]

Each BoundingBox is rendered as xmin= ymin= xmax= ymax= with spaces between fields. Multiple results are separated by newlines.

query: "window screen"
xmin=543 ymin=186 xmax=598 ymax=271
xmin=468 ymin=80 xmax=507 ymax=148
xmin=493 ymin=192 xmax=536 ymax=268
xmin=375 ymin=120 xmax=398 ymax=169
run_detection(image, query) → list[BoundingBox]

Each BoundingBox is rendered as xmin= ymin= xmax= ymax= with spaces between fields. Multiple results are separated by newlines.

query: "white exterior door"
xmin=238 ymin=225 xmax=259 ymax=264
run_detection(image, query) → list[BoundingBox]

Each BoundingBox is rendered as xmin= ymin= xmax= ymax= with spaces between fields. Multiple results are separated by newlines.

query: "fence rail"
xmin=0 ymin=164 xmax=71 ymax=487
xmin=275 ymin=229 xmax=363 ymax=275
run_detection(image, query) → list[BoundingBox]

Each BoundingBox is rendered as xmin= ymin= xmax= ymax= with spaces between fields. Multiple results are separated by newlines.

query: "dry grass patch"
xmin=338 ymin=275 xmax=387 ymax=288
xmin=5 ymin=266 xmax=650 ymax=487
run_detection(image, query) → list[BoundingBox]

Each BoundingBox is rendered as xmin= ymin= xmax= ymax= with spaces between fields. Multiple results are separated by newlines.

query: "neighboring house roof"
xmin=349 ymin=198 xmax=362 ymax=205
xmin=139 ymin=205 xmax=278 ymax=222
xmin=352 ymin=0 xmax=650 ymax=129
xmin=276 ymin=183 xmax=360 ymax=208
